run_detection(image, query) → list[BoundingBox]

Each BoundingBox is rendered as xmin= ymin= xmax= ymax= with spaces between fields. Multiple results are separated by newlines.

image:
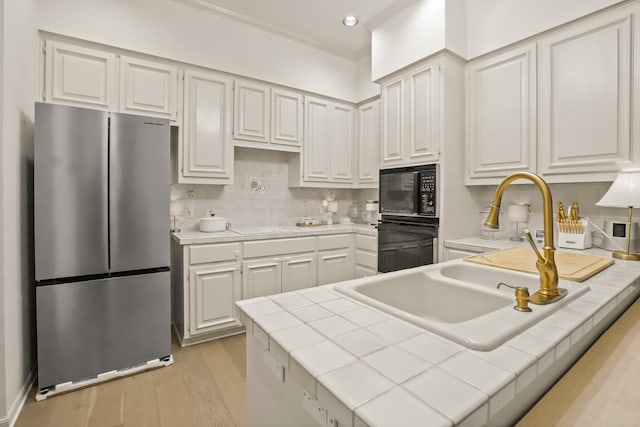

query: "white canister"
xmin=199 ymin=215 xmax=229 ymax=232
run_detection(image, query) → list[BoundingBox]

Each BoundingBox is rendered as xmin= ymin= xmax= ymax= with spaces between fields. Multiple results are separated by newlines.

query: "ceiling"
xmin=178 ymin=0 xmax=417 ymax=60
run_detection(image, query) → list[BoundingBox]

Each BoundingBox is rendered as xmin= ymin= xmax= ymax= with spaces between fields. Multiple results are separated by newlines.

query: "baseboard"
xmin=0 ymin=370 xmax=35 ymax=427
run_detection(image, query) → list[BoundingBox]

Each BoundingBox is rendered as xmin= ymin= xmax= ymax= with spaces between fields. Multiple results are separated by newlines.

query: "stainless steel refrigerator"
xmin=34 ymin=102 xmax=171 ymax=397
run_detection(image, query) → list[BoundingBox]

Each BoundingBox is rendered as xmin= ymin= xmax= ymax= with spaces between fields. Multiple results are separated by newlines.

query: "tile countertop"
xmin=171 ymin=224 xmax=377 ymax=245
xmin=237 ymin=249 xmax=640 ymax=427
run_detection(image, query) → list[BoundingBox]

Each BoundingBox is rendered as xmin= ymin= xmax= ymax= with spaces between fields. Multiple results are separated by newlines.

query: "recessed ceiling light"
xmin=342 ymin=15 xmax=358 ymax=27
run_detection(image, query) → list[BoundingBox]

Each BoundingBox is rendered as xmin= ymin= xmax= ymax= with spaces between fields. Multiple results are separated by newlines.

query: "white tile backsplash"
xmin=171 ymin=147 xmax=377 ymax=230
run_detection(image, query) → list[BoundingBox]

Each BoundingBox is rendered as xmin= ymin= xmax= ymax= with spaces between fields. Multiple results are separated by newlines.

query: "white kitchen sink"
xmin=334 ymin=261 xmax=590 ymax=351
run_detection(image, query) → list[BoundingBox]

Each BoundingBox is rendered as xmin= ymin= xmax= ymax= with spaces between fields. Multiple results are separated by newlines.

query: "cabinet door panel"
xmin=304 ymin=97 xmax=331 ymax=181
xmin=272 ymin=89 xmax=303 ymax=147
xmin=381 ymin=78 xmax=404 ymax=166
xmin=466 ymin=44 xmax=537 ymax=182
xmin=539 ymin=10 xmax=633 ymax=175
xmin=408 ymin=65 xmax=439 ymax=162
xmin=234 ymin=80 xmax=270 ymax=143
xmin=45 ymin=40 xmax=116 ymax=110
xmin=330 ymin=102 xmax=354 ymax=182
xmin=119 ymin=56 xmax=178 ymax=120
xmin=189 ymin=262 xmax=241 ymax=336
xmin=282 ymin=253 xmax=317 ymax=292
xmin=182 ymin=69 xmax=233 ymax=182
xmin=317 ymin=249 xmax=353 ymax=285
xmin=242 ymin=258 xmax=282 ymax=299
xmin=357 ymin=100 xmax=380 ymax=184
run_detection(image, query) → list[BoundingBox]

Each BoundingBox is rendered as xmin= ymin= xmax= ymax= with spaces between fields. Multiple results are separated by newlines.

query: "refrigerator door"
xmin=36 ymin=271 xmax=171 ymax=389
xmin=109 ymin=113 xmax=170 ymax=272
xmin=34 ymin=103 xmax=109 ymax=281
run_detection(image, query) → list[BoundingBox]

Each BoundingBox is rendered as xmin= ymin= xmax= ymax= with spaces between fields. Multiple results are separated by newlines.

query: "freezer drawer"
xmin=36 ymin=271 xmax=170 ymax=389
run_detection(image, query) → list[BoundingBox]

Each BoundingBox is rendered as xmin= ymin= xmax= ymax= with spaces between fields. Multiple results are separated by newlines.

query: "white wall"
xmin=370 ymin=0 xmax=467 ymax=81
xmin=0 ymin=0 xmax=5 ymax=419
xmin=1 ymin=0 xmax=38 ymax=424
xmin=371 ymin=0 xmax=446 ymax=81
xmin=35 ymin=0 xmax=366 ymax=102
xmin=355 ymin=54 xmax=380 ymax=102
xmin=466 ymin=0 xmax=624 ymax=58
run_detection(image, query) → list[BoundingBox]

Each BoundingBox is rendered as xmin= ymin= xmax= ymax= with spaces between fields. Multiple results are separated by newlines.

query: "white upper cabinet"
xmin=330 ymin=102 xmax=355 ymax=183
xmin=303 ymin=96 xmax=332 ymax=181
xmin=44 ymin=40 xmax=178 ymax=122
xmin=357 ymin=99 xmax=380 ymax=186
xmin=465 ymin=44 xmax=537 ymax=184
xmin=380 ymin=61 xmax=440 ymax=168
xmin=119 ymin=55 xmax=179 ymax=121
xmin=234 ymin=80 xmax=270 ymax=143
xmin=44 ymin=40 xmax=117 ymax=111
xmin=271 ymin=88 xmax=304 ymax=148
xmin=465 ymin=3 xmax=640 ymax=185
xmin=233 ymin=79 xmax=303 ymax=151
xmin=538 ymin=5 xmax=639 ymax=181
xmin=181 ymin=68 xmax=234 ymax=185
xmin=297 ymin=96 xmax=355 ymax=186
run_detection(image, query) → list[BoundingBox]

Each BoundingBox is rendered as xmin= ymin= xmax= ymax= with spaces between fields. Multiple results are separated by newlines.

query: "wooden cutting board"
xmin=464 ymin=247 xmax=614 ymax=282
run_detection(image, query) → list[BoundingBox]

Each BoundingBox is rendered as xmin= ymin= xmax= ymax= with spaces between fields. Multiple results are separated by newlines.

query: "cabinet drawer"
xmin=355 ymin=249 xmax=377 ymax=269
xmin=317 ymin=234 xmax=352 ymax=251
xmin=355 ymin=234 xmax=377 ymax=252
xmin=188 ymin=242 xmax=241 ymax=265
xmin=243 ymin=237 xmax=315 ymax=258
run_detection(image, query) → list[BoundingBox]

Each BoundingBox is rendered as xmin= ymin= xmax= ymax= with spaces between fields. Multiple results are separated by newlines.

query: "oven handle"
xmin=379 ymin=219 xmax=438 ymax=231
xmin=433 ymin=237 xmax=439 ymax=263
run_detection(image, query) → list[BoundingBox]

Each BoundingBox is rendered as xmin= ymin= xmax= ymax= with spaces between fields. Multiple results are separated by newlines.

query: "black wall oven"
xmin=378 ymin=165 xmax=439 ymax=273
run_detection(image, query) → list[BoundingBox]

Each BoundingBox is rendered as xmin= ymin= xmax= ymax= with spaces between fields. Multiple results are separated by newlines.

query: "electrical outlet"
xmin=302 ymin=390 xmax=327 ymax=426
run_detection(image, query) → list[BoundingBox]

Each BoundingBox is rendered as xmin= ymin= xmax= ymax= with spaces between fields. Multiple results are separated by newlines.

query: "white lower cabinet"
xmin=242 ymin=257 xmax=283 ymax=299
xmin=172 ymin=240 xmax=243 ymax=346
xmin=173 ymin=231 xmax=374 ymax=344
xmin=282 ymin=253 xmax=318 ymax=292
xmin=317 ymin=234 xmax=354 ymax=285
xmin=189 ymin=262 xmax=242 ymax=336
xmin=354 ymin=234 xmax=378 ymax=278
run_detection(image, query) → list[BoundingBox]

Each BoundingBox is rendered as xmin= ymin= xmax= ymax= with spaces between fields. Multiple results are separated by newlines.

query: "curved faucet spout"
xmin=484 ymin=172 xmax=566 ymax=305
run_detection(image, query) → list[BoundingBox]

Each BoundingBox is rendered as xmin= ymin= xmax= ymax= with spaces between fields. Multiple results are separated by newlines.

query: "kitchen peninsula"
xmin=237 ymin=251 xmax=640 ymax=427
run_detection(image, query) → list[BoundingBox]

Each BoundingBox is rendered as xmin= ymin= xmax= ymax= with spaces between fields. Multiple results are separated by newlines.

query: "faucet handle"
xmin=497 ymin=282 xmax=532 ymax=312
xmin=523 ymin=229 xmax=545 ymax=264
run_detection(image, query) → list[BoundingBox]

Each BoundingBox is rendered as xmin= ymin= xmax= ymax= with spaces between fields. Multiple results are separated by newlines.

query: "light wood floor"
xmin=15 ymin=332 xmax=247 ymax=427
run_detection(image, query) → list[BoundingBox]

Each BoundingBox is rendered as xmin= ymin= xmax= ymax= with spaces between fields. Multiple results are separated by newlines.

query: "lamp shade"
xmin=596 ymin=172 xmax=640 ymax=207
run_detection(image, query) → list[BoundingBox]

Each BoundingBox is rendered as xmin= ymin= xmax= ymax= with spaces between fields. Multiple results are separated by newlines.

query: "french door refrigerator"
xmin=34 ymin=102 xmax=172 ymax=398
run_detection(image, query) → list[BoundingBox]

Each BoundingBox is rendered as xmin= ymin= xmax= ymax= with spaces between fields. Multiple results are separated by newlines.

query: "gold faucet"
xmin=484 ymin=172 xmax=567 ymax=305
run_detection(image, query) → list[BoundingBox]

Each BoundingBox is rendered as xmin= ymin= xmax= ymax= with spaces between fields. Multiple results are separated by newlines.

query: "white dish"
xmin=199 ymin=216 xmax=228 ymax=232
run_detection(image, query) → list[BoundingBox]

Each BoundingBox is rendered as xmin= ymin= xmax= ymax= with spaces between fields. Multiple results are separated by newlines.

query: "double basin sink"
xmin=334 ymin=261 xmax=590 ymax=351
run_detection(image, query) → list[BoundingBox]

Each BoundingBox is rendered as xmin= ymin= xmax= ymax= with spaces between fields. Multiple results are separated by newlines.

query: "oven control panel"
xmin=419 ymin=172 xmax=437 ymax=216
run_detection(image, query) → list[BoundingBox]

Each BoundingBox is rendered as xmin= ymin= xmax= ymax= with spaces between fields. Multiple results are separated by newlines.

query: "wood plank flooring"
xmin=15 ymin=332 xmax=246 ymax=427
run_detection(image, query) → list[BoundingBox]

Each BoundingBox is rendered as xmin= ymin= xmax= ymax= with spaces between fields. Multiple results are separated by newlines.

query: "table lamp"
xmin=596 ymin=172 xmax=640 ymax=261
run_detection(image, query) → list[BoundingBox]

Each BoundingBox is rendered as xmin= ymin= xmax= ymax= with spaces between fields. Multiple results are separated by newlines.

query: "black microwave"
xmin=379 ymin=164 xmax=437 ymax=217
